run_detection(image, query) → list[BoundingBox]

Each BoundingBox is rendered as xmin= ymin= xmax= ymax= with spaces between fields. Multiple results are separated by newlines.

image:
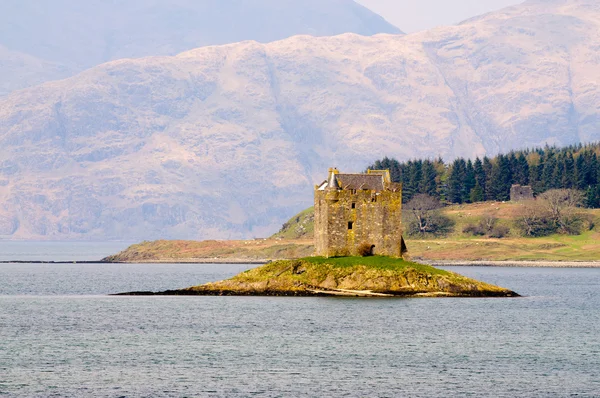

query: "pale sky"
xmin=357 ymin=0 xmax=525 ymax=33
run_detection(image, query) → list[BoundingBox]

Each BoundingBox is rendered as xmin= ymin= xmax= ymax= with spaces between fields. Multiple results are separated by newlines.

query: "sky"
xmin=357 ymin=0 xmax=525 ymax=33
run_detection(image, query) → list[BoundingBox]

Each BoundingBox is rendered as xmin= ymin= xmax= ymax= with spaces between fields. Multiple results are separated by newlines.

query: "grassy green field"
xmin=405 ymin=202 xmax=600 ymax=261
xmin=301 ymin=256 xmax=448 ymax=274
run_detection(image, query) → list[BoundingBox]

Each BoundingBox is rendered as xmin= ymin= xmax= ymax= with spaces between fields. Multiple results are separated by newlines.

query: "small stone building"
xmin=314 ymin=168 xmax=405 ymax=258
xmin=510 ymin=185 xmax=534 ymax=202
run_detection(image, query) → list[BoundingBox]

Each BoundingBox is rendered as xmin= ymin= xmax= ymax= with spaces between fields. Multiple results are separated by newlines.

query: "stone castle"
xmin=314 ymin=168 xmax=405 ymax=258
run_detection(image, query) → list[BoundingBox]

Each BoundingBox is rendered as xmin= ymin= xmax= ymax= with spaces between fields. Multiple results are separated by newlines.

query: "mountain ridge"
xmin=0 ymin=0 xmax=401 ymax=95
xmin=1 ymin=0 xmax=599 ymax=240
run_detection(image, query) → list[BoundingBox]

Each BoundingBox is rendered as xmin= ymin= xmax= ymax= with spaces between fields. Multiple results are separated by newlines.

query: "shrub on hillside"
xmin=488 ymin=225 xmax=510 ymax=238
xmin=463 ymin=215 xmax=509 ymax=238
xmin=463 ymin=224 xmax=485 ymax=236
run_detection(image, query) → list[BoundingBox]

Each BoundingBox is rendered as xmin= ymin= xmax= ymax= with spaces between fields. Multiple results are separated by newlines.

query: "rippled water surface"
xmin=1 ymin=247 xmax=599 ymax=397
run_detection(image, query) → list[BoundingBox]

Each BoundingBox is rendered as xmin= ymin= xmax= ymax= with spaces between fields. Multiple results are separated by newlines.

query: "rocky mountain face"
xmin=0 ymin=0 xmax=400 ymax=95
xmin=1 ymin=0 xmax=599 ymax=241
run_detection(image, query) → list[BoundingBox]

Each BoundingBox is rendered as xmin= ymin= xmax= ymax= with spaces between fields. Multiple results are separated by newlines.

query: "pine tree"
xmin=406 ymin=160 xmax=423 ymax=201
xmin=490 ymin=155 xmax=512 ymax=201
xmin=464 ymin=160 xmax=476 ymax=203
xmin=514 ymin=153 xmax=530 ymax=185
xmin=562 ymin=152 xmax=575 ymax=189
xmin=470 ymin=182 xmax=484 ymax=203
xmin=508 ymin=153 xmax=519 ymax=183
xmin=575 ymin=154 xmax=587 ymax=190
xmin=586 ymin=185 xmax=600 ymax=209
xmin=530 ymin=155 xmax=544 ymax=194
xmin=589 ymin=153 xmax=599 ymax=186
xmin=542 ymin=153 xmax=557 ymax=191
xmin=420 ymin=160 xmax=438 ymax=198
xmin=483 ymin=157 xmax=494 ymax=200
xmin=447 ymin=159 xmax=466 ymax=203
xmin=473 ymin=157 xmax=486 ymax=192
xmin=366 ymin=141 xmax=600 ymax=206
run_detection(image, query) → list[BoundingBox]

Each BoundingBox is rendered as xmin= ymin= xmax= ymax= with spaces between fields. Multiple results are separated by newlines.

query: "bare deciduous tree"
xmin=515 ymin=189 xmax=585 ymax=236
xmin=405 ymin=194 xmax=454 ymax=236
xmin=539 ymin=189 xmax=585 ymax=234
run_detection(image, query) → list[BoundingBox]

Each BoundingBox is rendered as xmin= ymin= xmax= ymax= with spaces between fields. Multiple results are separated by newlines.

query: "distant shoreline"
xmin=2 ymin=259 xmax=599 ymax=267
xmin=425 ymin=260 xmax=600 ymax=268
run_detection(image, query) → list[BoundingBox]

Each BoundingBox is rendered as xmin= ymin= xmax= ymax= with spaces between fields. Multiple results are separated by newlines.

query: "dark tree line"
xmin=368 ymin=142 xmax=600 ymax=208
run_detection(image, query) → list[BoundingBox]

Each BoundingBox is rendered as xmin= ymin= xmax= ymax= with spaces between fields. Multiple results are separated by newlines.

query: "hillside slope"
xmin=105 ymin=202 xmax=600 ymax=262
xmin=1 ymin=0 xmax=600 ymax=240
xmin=0 ymin=0 xmax=400 ymax=95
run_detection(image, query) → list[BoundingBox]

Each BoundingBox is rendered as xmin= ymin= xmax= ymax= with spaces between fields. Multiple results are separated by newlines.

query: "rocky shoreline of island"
xmin=114 ymin=257 xmax=520 ymax=298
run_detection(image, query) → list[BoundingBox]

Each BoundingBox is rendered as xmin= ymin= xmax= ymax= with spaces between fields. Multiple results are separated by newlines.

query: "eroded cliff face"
xmin=0 ymin=0 xmax=599 ymax=240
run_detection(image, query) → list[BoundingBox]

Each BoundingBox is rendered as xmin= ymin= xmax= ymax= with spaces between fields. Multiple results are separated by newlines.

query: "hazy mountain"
xmin=0 ymin=45 xmax=74 ymax=97
xmin=0 ymin=0 xmax=401 ymax=95
xmin=0 ymin=0 xmax=599 ymax=240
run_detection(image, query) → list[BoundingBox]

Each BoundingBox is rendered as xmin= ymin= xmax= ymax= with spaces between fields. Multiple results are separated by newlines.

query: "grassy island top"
xmin=169 ymin=256 xmax=519 ymax=298
xmin=297 ymin=256 xmax=448 ymax=274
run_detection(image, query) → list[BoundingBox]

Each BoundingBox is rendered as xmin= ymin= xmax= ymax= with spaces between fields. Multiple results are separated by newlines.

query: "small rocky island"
xmin=117 ymin=169 xmax=519 ymax=298
xmin=118 ymin=256 xmax=519 ymax=297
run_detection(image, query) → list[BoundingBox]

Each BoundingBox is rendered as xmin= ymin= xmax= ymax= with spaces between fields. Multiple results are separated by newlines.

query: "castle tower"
xmin=314 ymin=168 xmax=404 ymax=258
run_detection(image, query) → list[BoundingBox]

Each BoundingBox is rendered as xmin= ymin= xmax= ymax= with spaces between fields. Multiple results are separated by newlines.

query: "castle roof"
xmin=336 ymin=173 xmax=385 ymax=191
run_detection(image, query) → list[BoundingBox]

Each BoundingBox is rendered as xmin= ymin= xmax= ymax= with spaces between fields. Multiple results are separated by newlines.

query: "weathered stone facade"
xmin=510 ymin=184 xmax=534 ymax=202
xmin=314 ymin=168 xmax=405 ymax=258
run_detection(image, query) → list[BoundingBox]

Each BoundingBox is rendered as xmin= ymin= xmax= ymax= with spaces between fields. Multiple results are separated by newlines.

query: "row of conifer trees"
xmin=368 ymin=142 xmax=600 ymax=208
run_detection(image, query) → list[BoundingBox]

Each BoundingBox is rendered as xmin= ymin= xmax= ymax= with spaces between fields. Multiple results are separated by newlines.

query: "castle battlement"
xmin=314 ymin=168 xmax=405 ymax=258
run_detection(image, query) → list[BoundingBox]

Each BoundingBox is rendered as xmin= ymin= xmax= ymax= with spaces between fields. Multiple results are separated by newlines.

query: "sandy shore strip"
xmin=425 ymin=260 xmax=600 ymax=268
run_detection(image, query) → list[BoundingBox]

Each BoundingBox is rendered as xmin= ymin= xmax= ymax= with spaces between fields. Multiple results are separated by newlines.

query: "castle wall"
xmin=314 ymin=188 xmax=403 ymax=257
xmin=510 ymin=185 xmax=534 ymax=201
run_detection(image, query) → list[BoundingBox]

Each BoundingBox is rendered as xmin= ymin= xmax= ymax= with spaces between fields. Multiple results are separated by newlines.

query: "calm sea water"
xmin=0 ymin=241 xmax=132 ymax=262
xmin=0 ymin=245 xmax=599 ymax=397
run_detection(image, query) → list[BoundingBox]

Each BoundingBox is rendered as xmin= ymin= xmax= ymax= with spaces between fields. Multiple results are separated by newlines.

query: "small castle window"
xmin=348 ymin=221 xmax=354 ymax=230
xmin=351 ymin=203 xmax=356 ymax=209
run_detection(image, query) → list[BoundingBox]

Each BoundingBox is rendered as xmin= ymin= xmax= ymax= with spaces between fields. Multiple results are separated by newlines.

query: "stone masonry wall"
xmin=314 ymin=188 xmax=403 ymax=257
xmin=510 ymin=185 xmax=534 ymax=201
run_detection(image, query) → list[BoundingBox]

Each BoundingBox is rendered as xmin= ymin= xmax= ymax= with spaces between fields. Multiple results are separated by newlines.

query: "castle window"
xmin=348 ymin=221 xmax=354 ymax=230
xmin=351 ymin=202 xmax=356 ymax=209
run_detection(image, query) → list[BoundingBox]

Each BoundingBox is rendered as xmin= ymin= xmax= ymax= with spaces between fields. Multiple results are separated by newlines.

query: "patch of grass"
xmin=300 ymin=256 xmax=451 ymax=275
